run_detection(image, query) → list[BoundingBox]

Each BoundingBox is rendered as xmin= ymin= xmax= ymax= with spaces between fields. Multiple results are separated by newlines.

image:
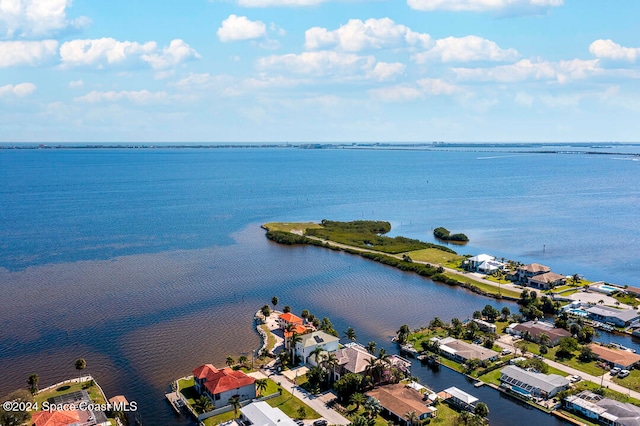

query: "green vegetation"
xmin=613 ymin=292 xmax=640 ymax=307
xmin=571 ymin=381 xmax=640 ymax=406
xmin=433 ymin=227 xmax=469 ymax=242
xmin=305 ymin=220 xmax=456 ymax=254
xmin=34 ymin=380 xmax=106 ymax=407
xmin=263 ymin=222 xmax=323 ymax=233
xmin=612 ymin=369 xmax=640 ymax=391
xmin=178 ymin=378 xmax=198 ymax=407
xmin=260 ymin=324 xmax=277 ymax=353
xmin=402 ymin=248 xmax=464 ymax=268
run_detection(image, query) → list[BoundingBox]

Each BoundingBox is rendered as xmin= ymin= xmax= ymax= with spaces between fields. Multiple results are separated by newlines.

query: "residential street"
xmin=496 ymin=335 xmax=640 ymax=400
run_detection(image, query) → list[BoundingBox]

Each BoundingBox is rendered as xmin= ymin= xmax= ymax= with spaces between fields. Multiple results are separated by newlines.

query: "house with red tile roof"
xmin=278 ymin=312 xmax=304 ymax=329
xmin=192 ymin=364 xmax=256 ymax=407
xmin=31 ymin=410 xmax=82 ymax=426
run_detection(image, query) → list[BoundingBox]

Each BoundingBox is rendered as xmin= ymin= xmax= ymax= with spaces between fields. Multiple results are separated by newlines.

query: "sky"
xmin=1 ymin=0 xmax=639 ymax=143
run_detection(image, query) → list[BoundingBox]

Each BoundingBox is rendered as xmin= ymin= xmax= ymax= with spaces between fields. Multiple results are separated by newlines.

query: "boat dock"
xmin=165 ymin=392 xmax=184 ymax=414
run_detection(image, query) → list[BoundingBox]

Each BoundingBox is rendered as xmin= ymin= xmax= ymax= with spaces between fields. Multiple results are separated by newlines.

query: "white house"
xmin=295 ymin=331 xmax=340 ymax=366
xmin=585 ymin=305 xmax=640 ymax=327
xmin=500 ymin=365 xmax=569 ymax=400
xmin=192 ymin=364 xmax=256 ymax=405
xmin=240 ymin=401 xmax=298 ymax=426
xmin=465 ymin=254 xmax=497 ymax=273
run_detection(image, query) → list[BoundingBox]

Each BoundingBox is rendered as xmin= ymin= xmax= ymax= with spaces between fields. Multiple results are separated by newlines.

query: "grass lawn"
xmin=612 ymin=369 xmax=640 ymax=391
xmin=485 ymin=276 xmax=511 ymax=285
xmin=429 ymin=402 xmax=467 ymax=425
xmin=263 ymin=222 xmax=322 ymax=233
xmin=35 ymin=380 xmax=106 ymax=407
xmin=260 ymin=324 xmax=277 ymax=353
xmin=478 ymin=368 xmax=502 ymax=386
xmin=573 ymin=381 xmax=640 ymax=406
xmin=447 ymin=273 xmax=521 ymax=299
xmin=558 ymin=409 xmax=600 ymax=426
xmin=178 ymin=378 xmax=198 ymax=407
xmin=403 ymin=248 xmax=463 ymax=266
xmin=527 ymin=345 xmax=605 ymax=377
xmin=343 ymin=404 xmax=388 ymax=426
xmin=614 ymin=293 xmax=640 ymax=307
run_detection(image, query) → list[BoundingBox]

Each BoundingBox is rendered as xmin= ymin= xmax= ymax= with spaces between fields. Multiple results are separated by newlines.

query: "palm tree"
xmin=301 ymin=309 xmax=310 ymax=320
xmin=474 ymin=402 xmax=489 ymax=419
xmin=377 ymin=348 xmax=390 ymax=365
xmin=538 ymin=333 xmax=551 ymax=348
xmin=344 ymin=327 xmax=357 ymax=342
xmin=228 ymin=396 xmax=241 ymax=418
xmin=598 ymin=299 xmax=605 ymax=305
xmin=255 ymin=378 xmax=268 ymax=396
xmin=75 ymin=358 xmax=87 ymax=370
xmin=238 ymin=355 xmax=248 ymax=367
xmin=226 ymin=355 xmax=235 ymax=367
xmin=308 ymin=346 xmax=324 ymax=365
xmin=365 ymin=341 xmax=377 ymax=355
xmin=27 ymin=373 xmax=39 ymax=395
xmin=322 ymin=352 xmax=339 ymax=384
xmin=405 ymin=410 xmax=419 ymax=426
xmin=278 ymin=351 xmax=291 ymax=367
xmin=364 ymin=398 xmax=382 ymax=420
xmin=396 ymin=324 xmax=410 ymax=345
xmin=350 ymin=392 xmax=365 ymax=410
xmin=365 ymin=357 xmax=379 ymax=384
xmin=271 ymin=296 xmax=279 ymax=309
xmin=289 ymin=332 xmax=303 ymax=365
xmin=193 ymin=395 xmax=213 ymax=413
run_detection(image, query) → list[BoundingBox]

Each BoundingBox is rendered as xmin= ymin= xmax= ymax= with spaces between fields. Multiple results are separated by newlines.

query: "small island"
xmin=433 ymin=227 xmax=469 ymax=243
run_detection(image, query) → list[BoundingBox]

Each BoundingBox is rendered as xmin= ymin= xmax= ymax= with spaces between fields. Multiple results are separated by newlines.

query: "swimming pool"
xmin=600 ymin=284 xmax=619 ymax=292
xmin=567 ymin=309 xmax=588 ymax=317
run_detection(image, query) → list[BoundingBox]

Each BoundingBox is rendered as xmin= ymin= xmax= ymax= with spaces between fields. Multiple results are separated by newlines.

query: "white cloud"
xmin=0 ymin=39 xmax=57 ymax=67
xmin=237 ymin=0 xmax=328 ymax=6
xmin=369 ymin=85 xmax=424 ymax=102
xmin=407 ymin=0 xmax=563 ymax=14
xmin=417 ymin=78 xmax=460 ymax=95
xmin=0 ymin=82 xmax=36 ymax=97
xmin=0 ymin=0 xmax=90 ymax=38
xmin=366 ymin=62 xmax=405 ymax=81
xmin=412 ymin=35 xmax=518 ymax=63
xmin=74 ymin=90 xmax=168 ymax=104
xmin=68 ymin=79 xmax=83 ymax=88
xmin=305 ymin=18 xmax=431 ymax=52
xmin=218 ymin=14 xmax=267 ymax=42
xmin=59 ymin=38 xmax=199 ymax=70
xmin=589 ymin=39 xmax=640 ymax=63
xmin=258 ymin=51 xmax=376 ymax=77
xmin=141 ymin=39 xmax=201 ymax=69
xmin=453 ymin=58 xmax=601 ymax=83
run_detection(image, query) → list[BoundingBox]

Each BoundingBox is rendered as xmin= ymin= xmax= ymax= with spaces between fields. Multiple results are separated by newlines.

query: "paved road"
xmin=259 ymin=369 xmax=350 ymax=425
xmin=496 ymin=335 xmax=640 ymax=400
xmin=304 ymin=235 xmax=526 ymax=297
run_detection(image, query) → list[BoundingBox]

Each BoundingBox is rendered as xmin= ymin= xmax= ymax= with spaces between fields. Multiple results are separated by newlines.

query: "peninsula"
xmin=263 ymin=220 xmax=521 ymax=300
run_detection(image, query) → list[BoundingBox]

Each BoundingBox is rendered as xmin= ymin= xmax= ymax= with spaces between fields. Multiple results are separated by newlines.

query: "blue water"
xmin=2 ymin=147 xmax=639 ymax=424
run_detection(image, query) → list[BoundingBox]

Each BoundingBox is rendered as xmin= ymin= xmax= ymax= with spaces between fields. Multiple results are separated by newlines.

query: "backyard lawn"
xmin=35 ymin=380 xmax=106 ymax=406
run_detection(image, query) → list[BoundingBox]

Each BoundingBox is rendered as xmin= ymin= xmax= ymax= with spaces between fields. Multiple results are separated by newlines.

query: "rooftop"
xmin=437 ymin=337 xmax=499 ymax=362
xmin=192 ymin=364 xmax=256 ymax=395
xmin=585 ymin=305 xmax=640 ymax=322
xmin=528 ymin=271 xmax=565 ymax=284
xmin=518 ymin=263 xmax=551 ymax=274
xmin=439 ymin=387 xmax=478 ymax=405
xmin=366 ymin=384 xmax=432 ymax=419
xmin=500 ymin=365 xmax=569 ymax=394
xmin=298 ymin=331 xmax=340 ymax=348
xmin=512 ymin=321 xmax=571 ymax=342
xmin=241 ymin=401 xmax=298 ymax=426
xmin=468 ymin=254 xmax=495 ymax=262
xmin=335 ymin=343 xmax=376 ymax=374
xmin=279 ymin=312 xmax=303 ymax=324
xmin=588 ymin=344 xmax=640 ymax=368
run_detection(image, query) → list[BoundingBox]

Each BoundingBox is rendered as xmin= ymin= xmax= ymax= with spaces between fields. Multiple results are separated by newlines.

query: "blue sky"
xmin=1 ymin=0 xmax=639 ymax=142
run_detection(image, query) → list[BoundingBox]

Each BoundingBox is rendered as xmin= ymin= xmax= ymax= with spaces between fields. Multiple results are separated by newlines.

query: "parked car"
xmin=611 ymin=367 xmax=621 ymax=376
xmin=313 ymin=420 xmax=328 ymax=426
xmin=501 ymin=349 xmax=512 ymax=356
xmin=619 ymin=370 xmax=630 ymax=378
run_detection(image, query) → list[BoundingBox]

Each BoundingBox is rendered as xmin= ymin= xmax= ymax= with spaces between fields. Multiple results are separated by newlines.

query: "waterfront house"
xmin=625 ymin=286 xmax=640 ymax=298
xmin=437 ymin=387 xmax=478 ymax=412
xmin=33 ymin=389 xmax=110 ymax=426
xmin=585 ymin=305 xmax=640 ymax=327
xmin=295 ymin=331 xmax=340 ymax=366
xmin=278 ymin=312 xmax=304 ymax=329
xmin=465 ymin=254 xmax=498 ymax=273
xmin=499 ymin=365 xmax=569 ymax=400
xmin=514 ymin=263 xmax=551 ymax=284
xmin=565 ymin=391 xmax=640 ymax=425
xmin=587 ymin=344 xmax=640 ymax=369
xmin=527 ymin=271 xmax=566 ymax=289
xmin=192 ymin=364 xmax=256 ymax=406
xmin=432 ymin=337 xmax=499 ymax=363
xmin=332 ymin=342 xmax=377 ymax=381
xmin=240 ymin=401 xmax=298 ymax=426
xmin=366 ymin=383 xmax=437 ymax=425
xmin=472 ymin=319 xmax=497 ymax=334
xmin=508 ymin=321 xmax=571 ymax=346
